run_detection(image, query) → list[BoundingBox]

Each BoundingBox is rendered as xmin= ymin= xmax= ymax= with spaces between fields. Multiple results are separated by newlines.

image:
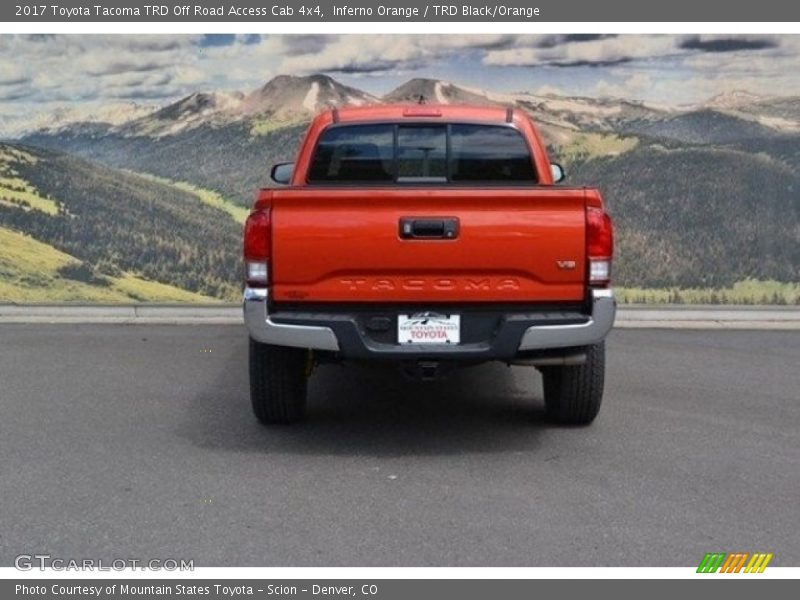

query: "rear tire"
xmin=249 ymin=338 xmax=308 ymax=425
xmin=541 ymin=342 xmax=605 ymax=425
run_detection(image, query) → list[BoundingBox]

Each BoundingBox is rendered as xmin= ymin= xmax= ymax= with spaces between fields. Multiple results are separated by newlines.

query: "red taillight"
xmin=586 ymin=206 xmax=613 ymax=286
xmin=587 ymin=207 xmax=613 ymax=257
xmin=243 ymin=208 xmax=271 ymax=286
xmin=243 ymin=208 xmax=271 ymax=260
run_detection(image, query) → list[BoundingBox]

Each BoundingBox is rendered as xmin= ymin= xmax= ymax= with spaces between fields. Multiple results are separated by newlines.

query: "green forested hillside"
xmin=569 ymin=142 xmax=800 ymax=288
xmin=0 ymin=225 xmax=216 ymax=303
xmin=0 ymin=143 xmax=242 ymax=301
xmin=21 ymin=125 xmax=800 ymax=295
xmin=24 ymin=123 xmax=306 ymax=202
xmin=620 ymin=109 xmax=782 ymax=144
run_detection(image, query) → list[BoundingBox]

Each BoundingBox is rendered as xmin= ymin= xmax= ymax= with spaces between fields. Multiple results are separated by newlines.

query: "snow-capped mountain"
xmin=694 ymin=90 xmax=800 ymax=132
xmin=703 ymin=90 xmax=771 ymax=110
xmin=118 ymin=91 xmax=245 ymax=137
xmin=382 ymin=78 xmax=502 ymax=105
xmin=241 ymin=74 xmax=377 ymax=119
xmin=12 ymin=74 xmax=800 ymax=143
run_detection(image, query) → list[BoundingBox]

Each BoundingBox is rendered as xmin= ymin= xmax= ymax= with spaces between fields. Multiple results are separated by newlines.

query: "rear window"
xmin=307 ymin=124 xmax=394 ymax=182
xmin=450 ymin=124 xmax=536 ymax=182
xmin=307 ymin=123 xmax=536 ymax=184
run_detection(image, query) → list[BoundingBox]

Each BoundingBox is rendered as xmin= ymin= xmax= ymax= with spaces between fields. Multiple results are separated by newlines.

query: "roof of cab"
xmin=320 ymin=103 xmax=515 ymax=124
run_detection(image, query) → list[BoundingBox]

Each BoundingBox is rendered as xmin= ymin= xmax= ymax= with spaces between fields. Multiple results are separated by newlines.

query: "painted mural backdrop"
xmin=1 ymin=34 xmax=799 ymax=302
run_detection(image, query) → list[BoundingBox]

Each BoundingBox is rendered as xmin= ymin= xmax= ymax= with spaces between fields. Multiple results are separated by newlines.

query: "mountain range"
xmin=6 ymin=73 xmax=800 ymax=298
xmin=17 ymin=73 xmax=800 ymax=140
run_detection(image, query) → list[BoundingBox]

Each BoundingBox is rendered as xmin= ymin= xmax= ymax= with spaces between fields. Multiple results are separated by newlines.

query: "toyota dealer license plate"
xmin=398 ymin=313 xmax=460 ymax=344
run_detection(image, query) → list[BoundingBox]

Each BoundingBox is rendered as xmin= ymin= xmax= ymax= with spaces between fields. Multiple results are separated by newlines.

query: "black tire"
xmin=541 ymin=342 xmax=605 ymax=425
xmin=249 ymin=338 xmax=308 ymax=425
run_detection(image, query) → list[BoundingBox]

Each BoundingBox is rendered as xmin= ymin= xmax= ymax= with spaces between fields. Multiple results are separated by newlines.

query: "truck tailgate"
xmin=269 ymin=187 xmax=587 ymax=303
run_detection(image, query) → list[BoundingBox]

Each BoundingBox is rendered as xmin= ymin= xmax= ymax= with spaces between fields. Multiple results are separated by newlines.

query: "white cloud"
xmin=277 ymin=34 xmax=516 ymax=75
xmin=483 ymin=35 xmax=679 ymax=67
xmin=593 ymin=73 xmax=653 ymax=99
xmin=0 ymin=62 xmax=29 ymax=86
xmin=534 ymin=84 xmax=567 ymax=96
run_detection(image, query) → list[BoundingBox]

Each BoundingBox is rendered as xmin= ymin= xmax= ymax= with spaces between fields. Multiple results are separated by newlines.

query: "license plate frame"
xmin=398 ymin=313 xmax=461 ymax=345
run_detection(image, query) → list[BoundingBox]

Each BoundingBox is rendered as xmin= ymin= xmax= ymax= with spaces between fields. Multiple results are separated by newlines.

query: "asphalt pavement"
xmin=0 ymin=325 xmax=798 ymax=566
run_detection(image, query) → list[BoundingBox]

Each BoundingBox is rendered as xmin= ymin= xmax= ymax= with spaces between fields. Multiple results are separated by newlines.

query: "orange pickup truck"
xmin=243 ymin=104 xmax=615 ymax=425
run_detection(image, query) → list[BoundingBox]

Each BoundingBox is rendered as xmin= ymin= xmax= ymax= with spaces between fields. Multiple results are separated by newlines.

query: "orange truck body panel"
xmin=254 ymin=104 xmax=605 ymax=305
xmin=268 ymin=188 xmax=587 ymax=303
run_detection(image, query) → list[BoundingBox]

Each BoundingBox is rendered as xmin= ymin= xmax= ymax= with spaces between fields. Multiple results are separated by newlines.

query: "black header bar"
xmin=5 ymin=0 xmax=800 ymax=22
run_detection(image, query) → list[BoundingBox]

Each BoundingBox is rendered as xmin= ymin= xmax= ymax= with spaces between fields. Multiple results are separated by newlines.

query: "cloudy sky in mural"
xmin=1 ymin=33 xmax=799 ymax=128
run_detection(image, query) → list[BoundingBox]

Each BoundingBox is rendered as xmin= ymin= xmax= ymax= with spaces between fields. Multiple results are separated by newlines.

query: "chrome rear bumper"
xmin=518 ymin=289 xmax=616 ymax=350
xmin=243 ymin=287 xmax=340 ymax=351
xmin=243 ymin=287 xmax=615 ymax=353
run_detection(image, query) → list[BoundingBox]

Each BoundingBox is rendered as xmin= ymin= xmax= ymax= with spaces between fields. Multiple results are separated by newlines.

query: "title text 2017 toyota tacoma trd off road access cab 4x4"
xmin=243 ymin=104 xmax=615 ymax=425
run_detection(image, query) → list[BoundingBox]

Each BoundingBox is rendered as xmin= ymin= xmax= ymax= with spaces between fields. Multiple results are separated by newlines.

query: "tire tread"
xmin=542 ymin=342 xmax=605 ymax=425
xmin=249 ymin=338 xmax=307 ymax=425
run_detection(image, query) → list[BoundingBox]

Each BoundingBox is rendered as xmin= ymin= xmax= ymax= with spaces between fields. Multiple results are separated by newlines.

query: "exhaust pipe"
xmin=509 ymin=353 xmax=587 ymax=367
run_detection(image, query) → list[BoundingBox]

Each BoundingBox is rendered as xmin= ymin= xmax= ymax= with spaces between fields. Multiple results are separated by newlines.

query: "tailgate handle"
xmin=400 ymin=217 xmax=459 ymax=240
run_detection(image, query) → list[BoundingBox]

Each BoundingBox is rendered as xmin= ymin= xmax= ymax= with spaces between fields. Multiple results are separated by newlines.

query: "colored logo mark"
xmin=697 ymin=552 xmax=773 ymax=573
